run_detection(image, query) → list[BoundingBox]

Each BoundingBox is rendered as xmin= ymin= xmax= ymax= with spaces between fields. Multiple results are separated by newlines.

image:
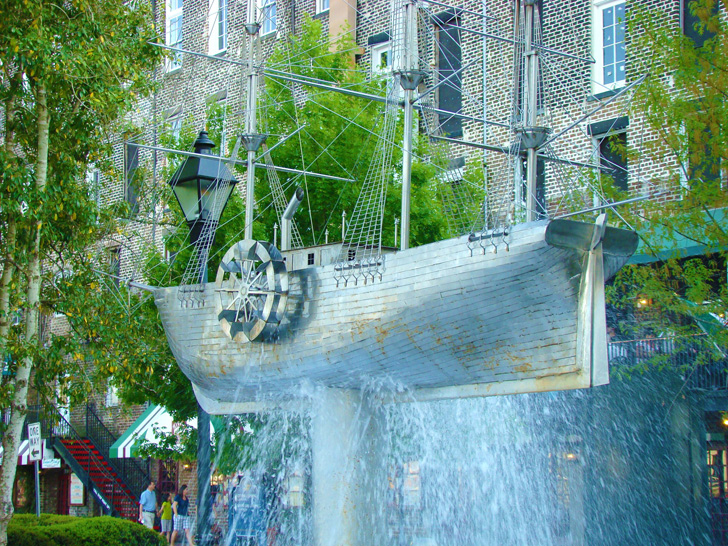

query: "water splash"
xmin=215 ymin=369 xmax=705 ymax=546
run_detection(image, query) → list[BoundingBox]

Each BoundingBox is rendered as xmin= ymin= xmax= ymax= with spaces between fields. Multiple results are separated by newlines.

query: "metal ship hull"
xmin=154 ymin=219 xmax=638 ymax=414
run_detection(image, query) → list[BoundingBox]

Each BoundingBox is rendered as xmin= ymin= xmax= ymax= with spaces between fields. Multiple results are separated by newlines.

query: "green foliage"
xmin=606 ymin=0 xmax=728 ymax=345
xmin=137 ymin=422 xmax=198 ymax=464
xmin=251 ymin=16 xmax=448 ymax=248
xmin=8 ymin=514 xmax=166 ymax=546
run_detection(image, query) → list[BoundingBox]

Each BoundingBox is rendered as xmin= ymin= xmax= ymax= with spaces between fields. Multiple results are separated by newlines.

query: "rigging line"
xmin=539 ymin=74 xmax=647 ymax=151
xmin=538 ymin=49 xmax=591 ymax=119
xmin=445 ymin=22 xmax=593 ymax=64
xmin=260 ymin=77 xmax=378 ymax=117
xmin=253 ymin=124 xmax=307 ymax=162
xmin=264 ymin=67 xmax=391 ymax=97
xmin=419 ymin=0 xmax=497 ymax=20
xmin=264 ymin=26 xmax=364 ymax=69
xmin=267 ymin=44 xmax=369 ymax=69
xmin=414 ymin=59 xmax=479 ymax=102
xmin=151 ymin=42 xmax=249 ymax=67
xmin=311 ymin=96 xmax=484 ymax=195
xmin=415 ymin=8 xmax=487 ymax=126
xmin=282 ymin=36 xmax=316 ymax=245
xmin=555 ymin=193 xmax=660 ymax=220
xmin=269 ymin=89 xmax=377 ymax=180
xmin=539 ymin=143 xmax=592 ymax=217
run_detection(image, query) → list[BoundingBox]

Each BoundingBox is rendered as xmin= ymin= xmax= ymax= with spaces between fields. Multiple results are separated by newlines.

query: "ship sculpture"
xmin=152 ymin=0 xmax=639 ymax=414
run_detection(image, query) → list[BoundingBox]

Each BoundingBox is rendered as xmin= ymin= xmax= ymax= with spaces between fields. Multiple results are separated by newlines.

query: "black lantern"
xmin=168 ymin=131 xmax=239 ymax=244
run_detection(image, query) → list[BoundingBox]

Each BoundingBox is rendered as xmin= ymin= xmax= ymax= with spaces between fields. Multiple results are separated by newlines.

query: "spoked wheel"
xmin=215 ymin=240 xmax=288 ymax=342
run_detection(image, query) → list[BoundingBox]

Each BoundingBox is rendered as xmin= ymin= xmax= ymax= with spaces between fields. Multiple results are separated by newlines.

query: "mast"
xmin=398 ymin=0 xmax=423 ymax=250
xmin=241 ymin=0 xmax=267 ymax=240
xmin=518 ymin=0 xmax=549 ymax=222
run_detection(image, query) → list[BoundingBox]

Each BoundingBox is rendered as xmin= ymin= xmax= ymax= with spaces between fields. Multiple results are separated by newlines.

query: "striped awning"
xmin=110 ymin=405 xmax=172 ymax=459
xmin=0 ymin=440 xmax=33 ymax=465
xmin=109 ymin=405 xmax=218 ymax=459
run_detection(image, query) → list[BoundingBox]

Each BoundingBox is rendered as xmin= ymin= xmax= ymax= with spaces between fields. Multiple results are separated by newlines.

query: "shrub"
xmin=9 ymin=514 xmax=166 ymax=546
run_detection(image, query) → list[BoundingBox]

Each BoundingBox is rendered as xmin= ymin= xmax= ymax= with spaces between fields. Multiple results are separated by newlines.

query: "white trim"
xmin=259 ymin=0 xmax=277 ymax=36
xmin=371 ymin=41 xmax=391 ymax=76
xmin=316 ymin=0 xmax=329 ymax=14
xmin=592 ymin=0 xmax=626 ymax=93
xmin=166 ymin=0 xmax=184 ymax=72
xmin=208 ymin=0 xmax=227 ymax=55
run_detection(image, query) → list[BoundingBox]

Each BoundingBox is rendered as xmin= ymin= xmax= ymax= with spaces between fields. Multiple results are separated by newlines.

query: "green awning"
xmin=110 ymin=405 xmax=170 ymax=458
xmin=109 ymin=404 xmax=217 ymax=459
xmin=628 ymin=207 xmax=727 ymax=264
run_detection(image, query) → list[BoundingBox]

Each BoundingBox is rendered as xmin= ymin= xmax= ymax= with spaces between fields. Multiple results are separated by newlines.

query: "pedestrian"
xmin=139 ymin=480 xmax=157 ymax=529
xmin=159 ymin=492 xmax=173 ymax=543
xmin=170 ymin=484 xmax=195 ymax=546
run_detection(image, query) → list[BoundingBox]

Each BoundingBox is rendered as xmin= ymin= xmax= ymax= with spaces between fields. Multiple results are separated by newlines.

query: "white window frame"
xmin=210 ymin=96 xmax=228 ymax=154
xmin=260 ymin=0 xmax=276 ymax=36
xmin=592 ymin=129 xmax=629 ymax=195
xmin=592 ymin=0 xmax=626 ymax=93
xmin=166 ymin=0 xmax=184 ymax=72
xmin=168 ymin=111 xmax=183 ymax=143
xmin=316 ymin=0 xmax=329 ymax=14
xmin=371 ymin=41 xmax=391 ymax=76
xmin=105 ymin=381 xmax=120 ymax=408
xmin=208 ymin=0 xmax=227 ymax=55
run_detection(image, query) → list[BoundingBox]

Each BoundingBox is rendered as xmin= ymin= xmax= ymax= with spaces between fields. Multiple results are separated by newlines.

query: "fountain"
xmin=218 ymin=367 xmax=706 ymax=546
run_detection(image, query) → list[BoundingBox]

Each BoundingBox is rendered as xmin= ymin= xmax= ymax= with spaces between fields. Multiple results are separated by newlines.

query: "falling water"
xmin=218 ymin=367 xmax=706 ymax=546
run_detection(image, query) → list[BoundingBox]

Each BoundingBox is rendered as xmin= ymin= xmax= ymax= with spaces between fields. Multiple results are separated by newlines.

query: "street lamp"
xmin=168 ymin=130 xmax=239 ymax=246
xmin=168 ymin=130 xmax=237 ymax=546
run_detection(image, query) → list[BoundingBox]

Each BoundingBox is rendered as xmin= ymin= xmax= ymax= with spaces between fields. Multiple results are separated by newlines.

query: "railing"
xmin=85 ymin=404 xmax=151 ymax=499
xmin=17 ymin=405 xmax=43 ymax=441
xmin=43 ymin=408 xmax=137 ymax=516
xmin=608 ymin=334 xmax=728 ymax=391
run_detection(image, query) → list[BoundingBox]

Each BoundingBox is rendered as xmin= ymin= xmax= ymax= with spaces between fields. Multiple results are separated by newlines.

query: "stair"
xmin=57 ymin=437 xmax=138 ymax=520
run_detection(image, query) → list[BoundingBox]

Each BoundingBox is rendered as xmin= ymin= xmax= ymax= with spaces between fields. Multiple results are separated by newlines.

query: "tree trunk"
xmin=0 ymin=84 xmax=49 ymax=545
xmin=0 ymin=78 xmax=19 ymax=343
xmin=0 ymin=221 xmax=17 ymax=343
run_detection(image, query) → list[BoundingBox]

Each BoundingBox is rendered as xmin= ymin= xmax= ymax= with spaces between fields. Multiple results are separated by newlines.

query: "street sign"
xmin=42 ymin=458 xmax=61 ymax=469
xmin=27 ymin=422 xmax=42 ymax=463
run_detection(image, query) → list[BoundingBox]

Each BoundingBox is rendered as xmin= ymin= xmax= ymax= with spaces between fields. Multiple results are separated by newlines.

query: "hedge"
xmin=9 ymin=514 xmax=166 ymax=546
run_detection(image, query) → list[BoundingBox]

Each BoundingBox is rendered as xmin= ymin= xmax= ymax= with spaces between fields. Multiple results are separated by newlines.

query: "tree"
xmin=606 ymin=0 xmax=727 ymax=347
xmin=0 ymin=0 xmax=162 ymax=541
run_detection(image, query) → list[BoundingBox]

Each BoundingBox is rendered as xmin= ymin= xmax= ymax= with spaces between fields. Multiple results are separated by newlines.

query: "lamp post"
xmin=168 ymin=130 xmax=238 ymax=546
xmin=169 ymin=130 xmax=238 ymax=246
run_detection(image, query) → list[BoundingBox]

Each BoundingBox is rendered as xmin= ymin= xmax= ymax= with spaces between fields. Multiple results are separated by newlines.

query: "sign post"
xmin=27 ymin=423 xmax=42 ymax=517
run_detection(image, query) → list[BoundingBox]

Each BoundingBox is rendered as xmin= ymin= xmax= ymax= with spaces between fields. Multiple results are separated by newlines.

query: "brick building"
xmin=9 ymin=0 xmax=728 ymax=544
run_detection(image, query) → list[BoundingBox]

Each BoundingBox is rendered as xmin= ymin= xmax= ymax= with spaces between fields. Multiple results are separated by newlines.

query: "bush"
xmin=9 ymin=514 xmax=166 ymax=546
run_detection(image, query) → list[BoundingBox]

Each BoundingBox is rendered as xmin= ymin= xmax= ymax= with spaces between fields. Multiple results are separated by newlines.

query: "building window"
xmin=124 ymin=142 xmax=139 ymax=213
xmin=592 ymin=0 xmax=626 ymax=92
xmin=168 ymin=111 xmax=182 ymax=143
xmin=316 ymin=0 xmax=329 ymax=14
xmin=87 ymin=167 xmax=101 ymax=210
xmin=307 ymin=252 xmax=315 ymax=265
xmin=165 ymin=247 xmax=178 ymax=264
xmin=371 ymin=41 xmax=391 ymax=76
xmin=105 ymin=382 xmax=119 ymax=407
xmin=434 ymin=11 xmax=462 ymax=138
xmin=207 ymin=95 xmax=227 ymax=155
xmin=166 ymin=0 xmax=183 ymax=71
xmin=682 ymin=0 xmax=720 ymax=47
xmin=260 ymin=0 xmax=276 ymax=36
xmin=685 ymin=116 xmax=721 ymax=187
xmin=589 ymin=116 xmax=629 ymax=193
xmin=109 ymin=247 xmax=121 ymax=285
xmin=596 ymin=132 xmax=628 ymax=192
xmin=209 ymin=0 xmax=227 ymax=54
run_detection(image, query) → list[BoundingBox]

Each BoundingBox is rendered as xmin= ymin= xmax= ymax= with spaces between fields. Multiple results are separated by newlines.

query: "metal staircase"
xmin=29 ymin=404 xmax=151 ymax=520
